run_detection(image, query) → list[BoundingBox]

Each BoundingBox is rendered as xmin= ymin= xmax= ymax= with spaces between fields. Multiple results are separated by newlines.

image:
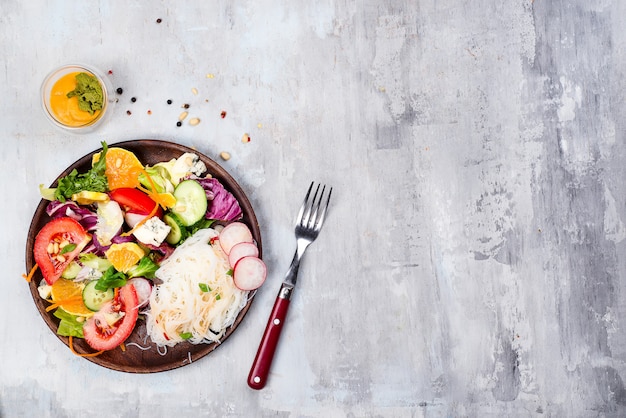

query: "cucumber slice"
xmin=171 ymin=180 xmax=208 ymax=226
xmin=82 ymin=280 xmax=114 ymax=311
xmin=163 ymin=212 xmax=187 ymax=245
xmin=61 ymin=261 xmax=82 ymax=279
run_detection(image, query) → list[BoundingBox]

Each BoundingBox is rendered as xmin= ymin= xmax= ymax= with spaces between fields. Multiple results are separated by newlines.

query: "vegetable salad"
xmin=27 ymin=142 xmax=264 ymax=354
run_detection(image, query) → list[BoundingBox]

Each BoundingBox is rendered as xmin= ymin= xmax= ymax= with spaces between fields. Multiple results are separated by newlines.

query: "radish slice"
xmin=127 ymin=277 xmax=153 ymax=308
xmin=124 ymin=211 xmax=149 ymax=229
xmin=233 ymin=256 xmax=267 ymax=290
xmin=228 ymin=242 xmax=259 ymax=268
xmin=219 ymin=222 xmax=253 ymax=255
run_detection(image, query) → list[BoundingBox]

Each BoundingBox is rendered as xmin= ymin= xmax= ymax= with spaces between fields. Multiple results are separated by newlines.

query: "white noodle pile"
xmin=145 ymin=228 xmax=249 ymax=347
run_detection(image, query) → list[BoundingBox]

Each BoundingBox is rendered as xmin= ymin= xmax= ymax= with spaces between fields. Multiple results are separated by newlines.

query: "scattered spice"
xmin=220 ymin=152 xmax=231 ymax=161
xmin=156 ymin=18 xmax=162 ymax=23
xmin=257 ymin=123 xmax=263 ymax=129
xmin=126 ymin=110 xmax=132 ymax=115
xmin=116 ymin=87 xmax=123 ymax=94
xmin=191 ymin=88 xmax=198 ymax=95
xmin=220 ymin=111 xmax=227 ymax=119
xmin=147 ymin=110 xmax=152 ymax=115
xmin=206 ymin=73 xmax=215 ymax=79
xmin=167 ymin=99 xmax=172 ymax=105
xmin=179 ymin=111 xmax=188 ymax=121
xmin=108 ymin=70 xmax=113 ymax=75
xmin=182 ymin=103 xmax=190 ymax=109
xmin=242 ymin=133 xmax=251 ymax=143
xmin=131 ymin=97 xmax=137 ymax=103
xmin=189 ymin=117 xmax=200 ymax=126
xmin=176 ymin=121 xmax=182 ymax=127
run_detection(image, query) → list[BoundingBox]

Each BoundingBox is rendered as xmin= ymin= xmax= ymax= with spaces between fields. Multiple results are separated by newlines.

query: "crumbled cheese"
xmin=132 ymin=217 xmax=172 ymax=246
xmin=38 ymin=280 xmax=52 ymax=300
xmin=170 ymin=152 xmax=207 ymax=179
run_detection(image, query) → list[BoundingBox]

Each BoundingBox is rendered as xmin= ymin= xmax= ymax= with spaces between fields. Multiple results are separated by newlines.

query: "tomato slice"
xmin=33 ymin=217 xmax=91 ymax=285
xmin=109 ymin=188 xmax=163 ymax=217
xmin=83 ymin=284 xmax=139 ymax=351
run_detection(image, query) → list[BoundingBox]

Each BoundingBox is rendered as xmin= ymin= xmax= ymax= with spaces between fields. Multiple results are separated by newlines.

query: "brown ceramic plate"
xmin=25 ymin=139 xmax=261 ymax=373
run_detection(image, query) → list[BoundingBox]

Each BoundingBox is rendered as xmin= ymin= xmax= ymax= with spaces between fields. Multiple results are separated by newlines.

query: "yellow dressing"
xmin=49 ymin=72 xmax=101 ymax=126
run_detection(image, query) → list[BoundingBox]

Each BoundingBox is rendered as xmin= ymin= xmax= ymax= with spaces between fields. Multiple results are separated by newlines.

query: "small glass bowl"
xmin=41 ymin=64 xmax=114 ymax=133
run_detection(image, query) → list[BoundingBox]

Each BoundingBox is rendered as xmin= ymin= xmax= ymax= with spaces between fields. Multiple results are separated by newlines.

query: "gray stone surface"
xmin=2 ymin=0 xmax=626 ymax=416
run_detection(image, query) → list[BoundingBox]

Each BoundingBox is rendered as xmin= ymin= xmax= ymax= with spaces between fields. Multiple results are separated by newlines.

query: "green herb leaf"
xmin=198 ymin=283 xmax=211 ymax=293
xmin=179 ymin=332 xmax=193 ymax=340
xmin=127 ymin=256 xmax=159 ymax=279
xmin=189 ymin=218 xmax=215 ymax=236
xmin=95 ymin=266 xmax=127 ymax=291
xmin=59 ymin=243 xmax=77 ymax=255
xmin=226 ymin=269 xmax=233 ymax=276
xmin=215 ymin=294 xmax=221 ymax=301
xmin=54 ymin=142 xmax=109 ymax=201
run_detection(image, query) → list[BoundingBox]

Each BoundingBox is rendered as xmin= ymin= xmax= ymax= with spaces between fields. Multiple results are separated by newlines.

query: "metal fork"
xmin=248 ymin=182 xmax=332 ymax=390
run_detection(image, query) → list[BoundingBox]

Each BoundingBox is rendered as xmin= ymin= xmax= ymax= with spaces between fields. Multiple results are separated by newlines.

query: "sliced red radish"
xmin=233 ymin=256 xmax=267 ymax=290
xmin=219 ymin=221 xmax=253 ymax=255
xmin=124 ymin=210 xmax=149 ymax=229
xmin=228 ymin=242 xmax=259 ymax=268
xmin=127 ymin=277 xmax=153 ymax=308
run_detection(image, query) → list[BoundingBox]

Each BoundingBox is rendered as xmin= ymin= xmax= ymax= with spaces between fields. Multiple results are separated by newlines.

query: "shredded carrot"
xmin=114 ymin=287 xmax=120 ymax=300
xmin=22 ymin=263 xmax=39 ymax=282
xmin=139 ymin=168 xmax=159 ymax=196
xmin=69 ymin=336 xmax=104 ymax=357
xmin=119 ymin=342 xmax=126 ymax=352
xmin=45 ymin=295 xmax=84 ymax=312
xmin=138 ymin=168 xmax=174 ymax=209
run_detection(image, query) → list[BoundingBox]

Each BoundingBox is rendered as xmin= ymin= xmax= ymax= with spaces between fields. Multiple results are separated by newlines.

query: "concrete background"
xmin=2 ymin=0 xmax=626 ymax=416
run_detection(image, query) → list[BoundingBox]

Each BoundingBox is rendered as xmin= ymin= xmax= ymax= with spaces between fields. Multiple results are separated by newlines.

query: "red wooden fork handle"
xmin=247 ymin=286 xmax=292 ymax=390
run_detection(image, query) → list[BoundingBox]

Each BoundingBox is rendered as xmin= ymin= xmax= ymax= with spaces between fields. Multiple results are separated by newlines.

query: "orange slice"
xmin=49 ymin=279 xmax=93 ymax=317
xmin=152 ymin=192 xmax=177 ymax=209
xmin=103 ymin=148 xmax=144 ymax=190
xmin=105 ymin=242 xmax=145 ymax=273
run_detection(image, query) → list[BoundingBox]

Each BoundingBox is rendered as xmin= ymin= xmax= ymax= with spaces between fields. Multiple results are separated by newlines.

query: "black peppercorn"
xmin=176 ymin=121 xmax=182 ymax=127
xmin=131 ymin=97 xmax=137 ymax=103
xmin=167 ymin=99 xmax=172 ymax=105
xmin=116 ymin=87 xmax=123 ymax=94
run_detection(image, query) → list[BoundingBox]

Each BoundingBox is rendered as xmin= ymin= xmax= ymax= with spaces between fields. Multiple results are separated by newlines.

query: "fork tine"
xmin=315 ymin=186 xmax=332 ymax=230
xmin=302 ymin=183 xmax=320 ymax=227
xmin=296 ymin=182 xmax=314 ymax=226
xmin=307 ymin=184 xmax=325 ymax=229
